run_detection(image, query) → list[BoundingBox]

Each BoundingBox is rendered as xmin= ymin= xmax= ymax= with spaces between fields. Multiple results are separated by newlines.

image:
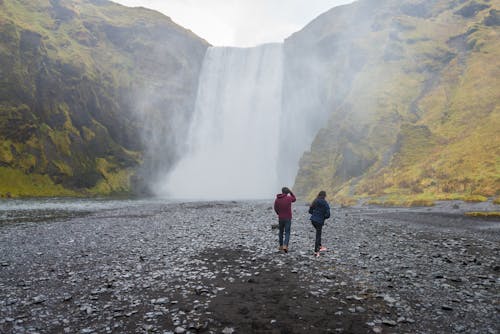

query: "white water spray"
xmin=157 ymin=41 xmax=332 ymax=200
xmin=160 ymin=44 xmax=284 ymax=199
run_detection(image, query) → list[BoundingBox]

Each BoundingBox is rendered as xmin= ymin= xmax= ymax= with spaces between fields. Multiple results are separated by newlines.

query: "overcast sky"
xmin=112 ymin=0 xmax=356 ymax=47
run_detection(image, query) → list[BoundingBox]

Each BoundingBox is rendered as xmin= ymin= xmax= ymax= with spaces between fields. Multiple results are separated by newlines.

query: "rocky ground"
xmin=0 ymin=199 xmax=498 ymax=334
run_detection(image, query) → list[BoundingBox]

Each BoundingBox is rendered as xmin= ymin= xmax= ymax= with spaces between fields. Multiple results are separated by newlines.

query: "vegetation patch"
xmin=89 ymin=158 xmax=134 ymax=195
xmin=337 ymin=197 xmax=358 ymax=207
xmin=366 ymin=199 xmax=435 ymax=208
xmin=463 ymin=195 xmax=489 ymax=202
xmin=0 ymin=167 xmax=77 ymax=198
xmin=404 ymin=199 xmax=436 ymax=207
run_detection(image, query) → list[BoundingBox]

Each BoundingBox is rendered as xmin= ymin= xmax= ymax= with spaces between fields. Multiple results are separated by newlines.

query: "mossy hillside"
xmin=0 ymin=166 xmax=78 ymax=198
xmin=291 ymin=0 xmax=499 ymax=205
xmin=355 ymin=7 xmax=500 ymax=201
xmin=0 ymin=0 xmax=208 ymax=197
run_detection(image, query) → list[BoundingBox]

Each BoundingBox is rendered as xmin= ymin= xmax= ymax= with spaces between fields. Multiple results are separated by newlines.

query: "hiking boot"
xmin=283 ymin=245 xmax=288 ymax=253
xmin=319 ymin=246 xmax=327 ymax=252
xmin=279 ymin=245 xmax=283 ymax=251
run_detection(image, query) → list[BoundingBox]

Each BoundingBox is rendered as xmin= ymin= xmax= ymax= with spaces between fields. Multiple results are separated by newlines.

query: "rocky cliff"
xmin=287 ymin=0 xmax=499 ymax=205
xmin=0 ymin=0 xmax=208 ymax=197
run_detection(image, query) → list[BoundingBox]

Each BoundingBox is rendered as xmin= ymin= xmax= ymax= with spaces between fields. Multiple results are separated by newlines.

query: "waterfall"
xmin=159 ymin=44 xmax=284 ymax=199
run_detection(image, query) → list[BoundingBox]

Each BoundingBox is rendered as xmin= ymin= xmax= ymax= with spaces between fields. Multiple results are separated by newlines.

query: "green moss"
xmin=53 ymin=160 xmax=73 ymax=176
xmin=405 ymin=199 xmax=435 ymax=207
xmin=0 ymin=166 xmax=77 ymax=197
xmin=89 ymin=158 xmax=133 ymax=195
xmin=465 ymin=211 xmax=500 ymax=217
xmin=365 ymin=195 xmax=435 ymax=207
xmin=0 ymin=140 xmax=14 ymax=163
xmin=18 ymin=153 xmax=36 ymax=171
xmin=463 ymin=195 xmax=489 ymax=202
xmin=82 ymin=126 xmax=96 ymax=141
xmin=337 ymin=197 xmax=358 ymax=207
xmin=47 ymin=130 xmax=71 ymax=157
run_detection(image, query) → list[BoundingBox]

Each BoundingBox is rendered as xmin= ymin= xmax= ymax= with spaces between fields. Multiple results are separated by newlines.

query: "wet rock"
xmin=32 ymin=295 xmax=46 ymax=304
xmin=152 ymin=297 xmax=169 ymax=304
xmin=382 ymin=319 xmax=397 ymax=326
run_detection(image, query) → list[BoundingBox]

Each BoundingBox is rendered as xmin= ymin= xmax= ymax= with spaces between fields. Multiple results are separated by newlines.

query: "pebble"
xmin=0 ymin=200 xmax=497 ymax=334
xmin=173 ymin=327 xmax=185 ymax=334
xmin=32 ymin=296 xmax=46 ymax=304
xmin=382 ymin=319 xmax=397 ymax=326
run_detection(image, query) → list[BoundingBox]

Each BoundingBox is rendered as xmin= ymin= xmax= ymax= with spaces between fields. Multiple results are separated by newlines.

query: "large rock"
xmin=0 ymin=0 xmax=209 ymax=197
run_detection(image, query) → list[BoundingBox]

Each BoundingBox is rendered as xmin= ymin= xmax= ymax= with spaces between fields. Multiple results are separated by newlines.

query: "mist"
xmin=142 ymin=0 xmax=390 ymax=200
xmin=153 ymin=35 xmax=337 ymax=199
xmin=158 ymin=44 xmax=284 ymax=199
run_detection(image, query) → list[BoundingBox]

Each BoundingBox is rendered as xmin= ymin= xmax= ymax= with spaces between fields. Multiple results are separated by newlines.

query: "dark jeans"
xmin=278 ymin=219 xmax=291 ymax=246
xmin=311 ymin=221 xmax=323 ymax=252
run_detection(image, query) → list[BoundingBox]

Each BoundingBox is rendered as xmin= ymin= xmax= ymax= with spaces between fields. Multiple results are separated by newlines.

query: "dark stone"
xmin=68 ymin=170 xmax=103 ymax=189
xmin=454 ymin=2 xmax=490 ymax=18
xmin=334 ymin=146 xmax=375 ymax=181
xmin=20 ymin=30 xmax=42 ymax=54
xmin=484 ymin=9 xmax=500 ymax=26
xmin=401 ymin=3 xmax=433 ymax=18
xmin=50 ymin=0 xmax=77 ymax=22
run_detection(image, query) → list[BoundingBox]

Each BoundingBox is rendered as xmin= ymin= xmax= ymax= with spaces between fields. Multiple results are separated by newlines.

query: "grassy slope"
xmin=0 ymin=0 xmax=207 ymax=197
xmin=293 ymin=0 xmax=500 ymax=205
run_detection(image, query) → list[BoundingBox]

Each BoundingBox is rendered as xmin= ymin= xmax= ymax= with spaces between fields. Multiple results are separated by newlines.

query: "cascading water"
xmin=159 ymin=44 xmax=284 ymax=199
xmin=157 ymin=41 xmax=331 ymax=200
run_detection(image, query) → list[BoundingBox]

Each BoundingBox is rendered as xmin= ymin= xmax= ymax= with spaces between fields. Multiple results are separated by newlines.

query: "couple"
xmin=274 ymin=187 xmax=330 ymax=257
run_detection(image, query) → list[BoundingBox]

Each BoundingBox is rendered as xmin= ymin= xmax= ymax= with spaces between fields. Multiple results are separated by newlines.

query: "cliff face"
xmin=287 ymin=0 xmax=499 ymax=204
xmin=0 ymin=0 xmax=208 ymax=197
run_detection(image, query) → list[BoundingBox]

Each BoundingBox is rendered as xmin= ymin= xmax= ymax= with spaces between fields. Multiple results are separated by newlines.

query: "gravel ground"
xmin=0 ymin=199 xmax=498 ymax=334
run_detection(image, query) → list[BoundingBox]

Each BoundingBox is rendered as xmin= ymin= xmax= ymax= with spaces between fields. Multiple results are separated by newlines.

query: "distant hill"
xmin=0 ymin=0 xmax=208 ymax=197
xmin=287 ymin=0 xmax=500 ymax=205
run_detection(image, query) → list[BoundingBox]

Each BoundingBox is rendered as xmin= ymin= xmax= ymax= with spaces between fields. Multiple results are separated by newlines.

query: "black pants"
xmin=311 ymin=221 xmax=323 ymax=252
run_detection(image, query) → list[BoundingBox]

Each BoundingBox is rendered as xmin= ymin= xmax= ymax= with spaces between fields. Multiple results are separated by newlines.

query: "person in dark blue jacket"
xmin=308 ymin=190 xmax=331 ymax=257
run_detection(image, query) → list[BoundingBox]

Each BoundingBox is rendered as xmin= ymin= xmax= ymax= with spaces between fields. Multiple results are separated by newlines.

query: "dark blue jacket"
xmin=309 ymin=198 xmax=331 ymax=225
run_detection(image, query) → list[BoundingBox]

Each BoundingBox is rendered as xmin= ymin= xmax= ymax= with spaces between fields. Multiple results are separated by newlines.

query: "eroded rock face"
xmin=0 ymin=0 xmax=209 ymax=196
xmin=287 ymin=0 xmax=500 ymax=201
xmin=454 ymin=2 xmax=490 ymax=18
xmin=0 ymin=199 xmax=498 ymax=333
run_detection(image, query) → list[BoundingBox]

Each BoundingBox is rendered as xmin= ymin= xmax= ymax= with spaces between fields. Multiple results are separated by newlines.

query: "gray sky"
xmin=112 ymin=0 xmax=356 ymax=46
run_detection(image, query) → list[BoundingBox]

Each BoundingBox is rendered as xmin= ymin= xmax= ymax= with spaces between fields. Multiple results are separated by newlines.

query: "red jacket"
xmin=274 ymin=193 xmax=296 ymax=220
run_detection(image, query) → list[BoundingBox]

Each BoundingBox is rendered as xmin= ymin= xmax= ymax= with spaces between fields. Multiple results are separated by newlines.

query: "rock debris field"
xmin=0 ymin=199 xmax=499 ymax=334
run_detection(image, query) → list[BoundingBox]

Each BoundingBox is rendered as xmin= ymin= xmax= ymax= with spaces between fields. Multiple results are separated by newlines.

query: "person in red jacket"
xmin=274 ymin=187 xmax=296 ymax=253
